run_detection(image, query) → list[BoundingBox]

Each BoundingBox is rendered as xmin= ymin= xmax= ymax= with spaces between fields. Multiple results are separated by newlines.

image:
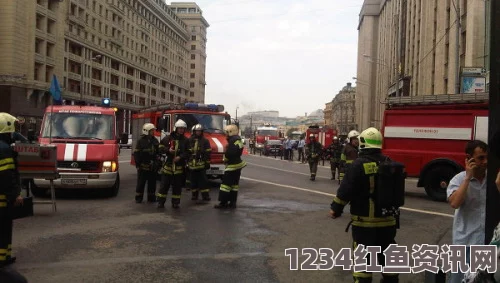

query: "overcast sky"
xmin=170 ymin=0 xmax=364 ymax=118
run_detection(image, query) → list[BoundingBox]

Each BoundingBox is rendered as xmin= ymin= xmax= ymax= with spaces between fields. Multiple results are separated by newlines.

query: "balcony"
xmin=46 ymin=57 xmax=55 ymax=66
xmin=91 ymin=79 xmax=102 ymax=86
xmin=68 ymin=15 xmax=85 ymax=27
xmin=47 ymin=32 xmax=56 ymax=43
xmin=109 ymin=84 xmax=120 ymax=91
xmin=110 ymin=68 xmax=120 ymax=75
xmin=35 ymin=53 xmax=45 ymax=63
xmin=139 ymin=50 xmax=148 ymax=60
xmin=110 ymin=36 xmax=123 ymax=47
xmin=110 ymin=3 xmax=124 ymax=15
xmin=72 ymin=0 xmax=87 ymax=7
xmin=68 ymin=53 xmax=82 ymax=63
xmin=68 ymin=72 xmax=81 ymax=81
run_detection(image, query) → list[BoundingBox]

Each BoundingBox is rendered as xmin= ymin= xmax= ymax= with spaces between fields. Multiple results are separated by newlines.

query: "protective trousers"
xmin=330 ymin=160 xmax=340 ymax=180
xmin=308 ymin=159 xmax=318 ymax=178
xmin=157 ymin=174 xmax=183 ymax=205
xmin=298 ymin=148 xmax=305 ymax=163
xmin=190 ymin=169 xmax=210 ymax=200
xmin=218 ymin=169 xmax=241 ymax=205
xmin=135 ymin=169 xmax=157 ymax=202
xmin=0 ymin=195 xmax=13 ymax=267
xmin=351 ymin=225 xmax=399 ymax=283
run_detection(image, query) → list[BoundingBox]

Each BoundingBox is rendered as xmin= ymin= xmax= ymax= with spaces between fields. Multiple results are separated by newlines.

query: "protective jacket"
xmin=331 ymin=150 xmax=396 ymax=228
xmin=326 ymin=142 xmax=342 ymax=162
xmin=0 ymin=141 xmax=20 ymax=201
xmin=305 ymin=141 xmax=323 ymax=160
xmin=159 ymin=131 xmax=188 ymax=175
xmin=341 ymin=143 xmax=358 ymax=165
xmin=224 ymin=135 xmax=246 ymax=171
xmin=133 ymin=135 xmax=159 ymax=171
xmin=187 ymin=135 xmax=211 ymax=171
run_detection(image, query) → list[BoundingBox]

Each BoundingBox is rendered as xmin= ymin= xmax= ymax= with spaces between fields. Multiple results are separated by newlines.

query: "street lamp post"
xmin=80 ymin=54 xmax=102 ymax=102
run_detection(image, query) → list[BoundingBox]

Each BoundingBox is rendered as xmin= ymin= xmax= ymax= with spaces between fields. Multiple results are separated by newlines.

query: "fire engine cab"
xmin=130 ymin=102 xmax=231 ymax=179
xmin=306 ymin=125 xmax=337 ymax=147
xmin=32 ymin=98 xmax=120 ymax=197
xmin=254 ymin=123 xmax=280 ymax=150
xmin=381 ymin=93 xmax=488 ymax=201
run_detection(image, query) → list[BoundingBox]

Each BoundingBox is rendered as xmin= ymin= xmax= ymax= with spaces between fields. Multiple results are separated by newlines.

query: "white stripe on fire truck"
xmin=77 ymin=144 xmax=87 ymax=161
xmin=384 ymin=126 xmax=471 ymax=140
xmin=64 ymin=144 xmax=75 ymax=161
xmin=211 ymin=137 xmax=224 ymax=153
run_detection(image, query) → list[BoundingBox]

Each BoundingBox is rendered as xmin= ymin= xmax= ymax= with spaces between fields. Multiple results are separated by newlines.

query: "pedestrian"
xmin=214 ymin=124 xmax=246 ymax=209
xmin=330 ymin=127 xmax=405 ymax=283
xmin=133 ymin=123 xmax=159 ymax=203
xmin=305 ymin=134 xmax=323 ymax=181
xmin=447 ymin=140 xmax=490 ymax=283
xmin=297 ymin=136 xmax=305 ymax=163
xmin=186 ymin=124 xmax=211 ymax=202
xmin=0 ymin=113 xmax=24 ymax=267
xmin=339 ymin=130 xmax=360 ymax=183
xmin=156 ymin=120 xmax=188 ymax=209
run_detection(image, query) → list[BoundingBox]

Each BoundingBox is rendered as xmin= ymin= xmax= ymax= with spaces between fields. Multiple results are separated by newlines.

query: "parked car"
xmin=119 ymin=134 xmax=132 ymax=149
xmin=263 ymin=140 xmax=283 ymax=156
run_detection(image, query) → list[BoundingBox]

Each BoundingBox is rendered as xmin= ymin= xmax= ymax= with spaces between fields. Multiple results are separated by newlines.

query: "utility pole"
xmin=486 ymin=0 xmax=500 ymax=245
xmin=454 ymin=0 xmax=462 ymax=94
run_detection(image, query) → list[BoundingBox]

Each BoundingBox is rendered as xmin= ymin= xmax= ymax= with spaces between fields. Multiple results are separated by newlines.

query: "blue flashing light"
xmin=102 ymin=98 xmax=111 ymax=107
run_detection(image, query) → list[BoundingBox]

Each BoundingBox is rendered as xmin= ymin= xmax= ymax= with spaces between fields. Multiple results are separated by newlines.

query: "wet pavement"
xmin=10 ymin=149 xmax=456 ymax=282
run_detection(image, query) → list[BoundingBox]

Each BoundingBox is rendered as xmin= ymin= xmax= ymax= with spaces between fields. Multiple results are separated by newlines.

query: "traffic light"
xmin=101 ymin=98 xmax=111 ymax=107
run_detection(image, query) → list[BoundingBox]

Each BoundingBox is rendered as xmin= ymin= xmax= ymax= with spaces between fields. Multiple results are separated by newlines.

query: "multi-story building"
xmin=324 ymin=101 xmax=333 ymax=127
xmin=170 ymin=2 xmax=209 ymax=103
xmin=356 ymin=0 xmax=490 ymax=130
xmin=0 ymin=0 xmax=208 ymax=135
xmin=331 ymin=83 xmax=357 ymax=136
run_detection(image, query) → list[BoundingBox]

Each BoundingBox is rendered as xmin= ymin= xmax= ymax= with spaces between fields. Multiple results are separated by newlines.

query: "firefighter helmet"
xmin=192 ymin=124 xmax=204 ymax=132
xmin=224 ymin=124 xmax=239 ymax=137
xmin=142 ymin=123 xmax=156 ymax=135
xmin=0 ymin=113 xmax=17 ymax=134
xmin=174 ymin=119 xmax=187 ymax=130
xmin=347 ymin=130 xmax=360 ymax=140
xmin=333 ymin=136 xmax=338 ymax=140
xmin=359 ymin=127 xmax=383 ymax=150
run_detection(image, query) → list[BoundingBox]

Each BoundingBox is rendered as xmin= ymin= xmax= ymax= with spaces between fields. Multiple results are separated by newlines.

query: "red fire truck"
xmin=254 ymin=123 xmax=281 ymax=151
xmin=306 ymin=125 xmax=337 ymax=147
xmin=32 ymin=99 xmax=120 ymax=197
xmin=130 ymin=102 xmax=231 ymax=179
xmin=381 ymin=93 xmax=488 ymax=201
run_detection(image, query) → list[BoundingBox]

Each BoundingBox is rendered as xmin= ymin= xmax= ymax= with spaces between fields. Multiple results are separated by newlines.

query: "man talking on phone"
xmin=447 ymin=140 xmax=490 ymax=283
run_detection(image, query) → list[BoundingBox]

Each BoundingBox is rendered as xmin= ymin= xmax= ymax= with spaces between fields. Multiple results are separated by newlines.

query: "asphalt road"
xmin=11 ymin=149 xmax=456 ymax=283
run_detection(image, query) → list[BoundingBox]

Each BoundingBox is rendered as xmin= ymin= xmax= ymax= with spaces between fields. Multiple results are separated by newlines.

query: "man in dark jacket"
xmin=156 ymin=119 xmax=189 ymax=209
xmin=325 ymin=136 xmax=342 ymax=182
xmin=133 ymin=123 xmax=159 ymax=203
xmin=0 ymin=113 xmax=24 ymax=267
xmin=330 ymin=127 xmax=400 ymax=283
xmin=186 ymin=124 xmax=211 ymax=202
xmin=339 ymin=130 xmax=360 ymax=183
xmin=215 ymin=124 xmax=246 ymax=209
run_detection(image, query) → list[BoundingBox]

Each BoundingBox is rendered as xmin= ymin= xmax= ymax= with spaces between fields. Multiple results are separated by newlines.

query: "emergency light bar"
xmin=184 ymin=103 xmax=224 ymax=112
xmin=101 ymin=98 xmax=111 ymax=107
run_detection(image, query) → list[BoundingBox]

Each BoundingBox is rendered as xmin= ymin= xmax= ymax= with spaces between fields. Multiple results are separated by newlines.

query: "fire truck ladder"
xmin=386 ymin=92 xmax=489 ymax=107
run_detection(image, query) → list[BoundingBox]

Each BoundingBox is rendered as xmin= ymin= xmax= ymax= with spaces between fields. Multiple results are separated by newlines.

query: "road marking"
xmin=241 ymin=176 xmax=454 ymax=218
xmin=119 ymin=160 xmax=130 ymax=163
xmin=245 ymin=153 xmax=331 ymax=168
xmin=17 ymin=252 xmax=284 ymax=269
xmin=245 ymin=162 xmax=331 ymax=179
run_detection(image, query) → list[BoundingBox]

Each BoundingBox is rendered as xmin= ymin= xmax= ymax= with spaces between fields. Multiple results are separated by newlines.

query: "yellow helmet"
xmin=359 ymin=127 xmax=383 ymax=150
xmin=0 ymin=113 xmax=18 ymax=134
xmin=224 ymin=124 xmax=239 ymax=137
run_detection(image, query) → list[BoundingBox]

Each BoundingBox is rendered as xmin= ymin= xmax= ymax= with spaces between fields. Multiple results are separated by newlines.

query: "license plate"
xmin=61 ymin=179 xmax=87 ymax=185
xmin=206 ymin=169 xmax=224 ymax=175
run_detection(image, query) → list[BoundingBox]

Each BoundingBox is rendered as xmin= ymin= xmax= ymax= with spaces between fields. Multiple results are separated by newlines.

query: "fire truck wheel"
xmin=105 ymin=173 xmax=120 ymax=197
xmin=423 ymin=165 xmax=456 ymax=202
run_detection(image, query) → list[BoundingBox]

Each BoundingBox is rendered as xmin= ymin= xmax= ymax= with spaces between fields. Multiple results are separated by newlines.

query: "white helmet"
xmin=174 ymin=119 xmax=187 ymax=131
xmin=0 ymin=113 xmax=18 ymax=134
xmin=333 ymin=136 xmax=338 ymax=140
xmin=347 ymin=130 xmax=360 ymax=140
xmin=224 ymin=124 xmax=239 ymax=137
xmin=142 ymin=123 xmax=156 ymax=135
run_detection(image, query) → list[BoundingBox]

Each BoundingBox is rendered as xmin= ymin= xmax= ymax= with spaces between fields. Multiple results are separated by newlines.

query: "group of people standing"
xmin=133 ymin=120 xmax=246 ymax=210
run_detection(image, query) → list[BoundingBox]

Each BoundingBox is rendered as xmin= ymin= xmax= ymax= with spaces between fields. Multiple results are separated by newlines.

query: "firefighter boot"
xmin=228 ymin=191 xmax=238 ymax=209
xmin=214 ymin=202 xmax=228 ymax=209
xmin=147 ymin=194 xmax=156 ymax=203
xmin=191 ymin=190 xmax=199 ymax=201
xmin=135 ymin=194 xmax=143 ymax=203
xmin=331 ymin=172 xmax=335 ymax=180
xmin=201 ymin=189 xmax=211 ymax=201
xmin=310 ymin=174 xmax=315 ymax=181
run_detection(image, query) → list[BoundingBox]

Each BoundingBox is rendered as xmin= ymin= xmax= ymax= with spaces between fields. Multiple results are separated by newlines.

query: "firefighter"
xmin=325 ymin=136 xmax=343 ymax=182
xmin=330 ymin=127 xmax=405 ymax=283
xmin=339 ymin=130 xmax=360 ymax=183
xmin=0 ymin=113 xmax=23 ymax=267
xmin=134 ymin=123 xmax=160 ymax=203
xmin=187 ymin=124 xmax=212 ymax=202
xmin=305 ymin=134 xmax=323 ymax=181
xmin=215 ymin=124 xmax=246 ymax=209
xmin=157 ymin=119 xmax=188 ymax=209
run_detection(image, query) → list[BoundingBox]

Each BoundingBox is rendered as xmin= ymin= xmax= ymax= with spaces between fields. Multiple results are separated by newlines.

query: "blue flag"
xmin=49 ymin=74 xmax=62 ymax=104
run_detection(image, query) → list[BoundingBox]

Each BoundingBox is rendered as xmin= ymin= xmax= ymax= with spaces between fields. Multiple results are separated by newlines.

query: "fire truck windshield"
xmin=175 ymin=113 xmax=227 ymax=133
xmin=41 ymin=113 xmax=114 ymax=140
xmin=258 ymin=130 xmax=278 ymax=136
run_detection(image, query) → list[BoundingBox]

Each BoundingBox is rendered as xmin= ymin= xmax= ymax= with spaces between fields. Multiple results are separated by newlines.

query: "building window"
xmin=190 ymin=64 xmax=195 ymax=69
xmin=191 ymin=54 xmax=195 ymax=60
xmin=191 ymin=35 xmax=196 ymax=40
xmin=190 ymin=91 xmax=194 ymax=97
xmin=190 ymin=73 xmax=195 ymax=78
xmin=190 ymin=82 xmax=195 ymax=87
xmin=191 ymin=45 xmax=196 ymax=50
